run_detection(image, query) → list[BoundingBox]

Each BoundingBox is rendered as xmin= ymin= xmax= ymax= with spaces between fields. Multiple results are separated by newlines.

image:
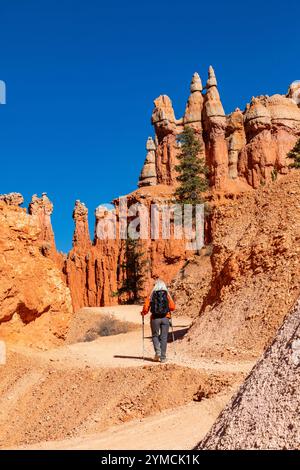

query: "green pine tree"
xmin=288 ymin=138 xmax=300 ymax=169
xmin=116 ymin=238 xmax=148 ymax=304
xmin=174 ymin=126 xmax=209 ymax=204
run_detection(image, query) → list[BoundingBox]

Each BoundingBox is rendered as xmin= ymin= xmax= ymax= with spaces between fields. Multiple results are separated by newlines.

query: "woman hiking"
xmin=141 ymin=279 xmax=175 ymax=363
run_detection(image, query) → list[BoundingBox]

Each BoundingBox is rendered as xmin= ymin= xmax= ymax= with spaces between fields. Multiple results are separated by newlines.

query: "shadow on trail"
xmin=168 ymin=327 xmax=189 ymax=342
xmin=114 ymin=355 xmax=155 ymax=363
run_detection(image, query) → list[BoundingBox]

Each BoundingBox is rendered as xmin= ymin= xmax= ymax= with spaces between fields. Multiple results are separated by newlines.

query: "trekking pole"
xmin=170 ymin=317 xmax=176 ymax=356
xmin=142 ymin=315 xmax=145 ymax=360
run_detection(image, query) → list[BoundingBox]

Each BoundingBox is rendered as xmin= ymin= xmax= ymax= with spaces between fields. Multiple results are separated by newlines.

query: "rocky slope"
xmin=198 ymin=298 xmax=300 ymax=449
xmin=169 ymin=246 xmax=212 ymax=318
xmin=182 ymin=172 xmax=300 ymax=359
xmin=0 ymin=195 xmax=72 ymax=347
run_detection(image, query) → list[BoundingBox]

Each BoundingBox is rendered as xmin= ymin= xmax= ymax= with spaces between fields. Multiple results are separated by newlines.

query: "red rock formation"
xmin=203 ymin=66 xmax=229 ymax=189
xmin=138 ymin=137 xmax=157 ymax=187
xmin=65 ymin=201 xmax=94 ymax=311
xmin=226 ymin=109 xmax=246 ymax=179
xmin=93 ymin=205 xmax=120 ymax=305
xmin=119 ymin=185 xmax=188 ymax=295
xmin=239 ymin=95 xmax=300 ymax=187
xmin=5 ymin=70 xmax=297 ymax=315
xmin=288 ymin=80 xmax=300 ymax=105
xmin=0 ymin=194 xmax=72 ymax=347
xmin=62 ymin=71 xmax=300 ymax=310
xmin=0 ymin=192 xmax=24 ymax=206
xmin=28 ymin=193 xmax=57 ymax=257
xmin=72 ymin=200 xmax=91 ymax=251
xmin=151 ymin=95 xmax=180 ymax=185
xmin=147 ymin=67 xmax=300 ymax=192
xmin=184 ymin=72 xmax=206 ymax=157
xmin=64 ymin=201 xmax=120 ymax=311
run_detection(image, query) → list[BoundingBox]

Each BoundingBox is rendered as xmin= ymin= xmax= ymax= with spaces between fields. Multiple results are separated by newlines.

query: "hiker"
xmin=141 ymin=279 xmax=175 ymax=363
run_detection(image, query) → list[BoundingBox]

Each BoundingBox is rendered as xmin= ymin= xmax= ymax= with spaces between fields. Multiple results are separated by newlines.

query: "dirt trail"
xmin=19 ymin=395 xmax=230 ymax=450
xmin=1 ymin=306 xmax=255 ymax=450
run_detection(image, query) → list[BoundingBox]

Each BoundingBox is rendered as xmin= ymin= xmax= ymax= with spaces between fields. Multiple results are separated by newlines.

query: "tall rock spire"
xmin=190 ymin=72 xmax=203 ymax=92
xmin=183 ymin=72 xmax=205 ymax=159
xmin=203 ymin=66 xmax=229 ymax=190
xmin=151 ymin=95 xmax=178 ymax=185
xmin=151 ymin=95 xmax=177 ymax=139
xmin=227 ymin=109 xmax=246 ymax=179
xmin=28 ymin=193 xmax=56 ymax=255
xmin=72 ymin=200 xmax=91 ymax=250
xmin=206 ymin=65 xmax=217 ymax=88
xmin=138 ymin=137 xmax=157 ymax=187
xmin=184 ymin=72 xmax=204 ymax=126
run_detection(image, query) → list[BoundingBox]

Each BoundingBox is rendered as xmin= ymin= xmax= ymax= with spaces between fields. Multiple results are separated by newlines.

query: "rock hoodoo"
xmin=142 ymin=66 xmax=300 ymax=191
xmin=138 ymin=137 xmax=157 ymax=187
xmin=28 ymin=193 xmax=56 ymax=257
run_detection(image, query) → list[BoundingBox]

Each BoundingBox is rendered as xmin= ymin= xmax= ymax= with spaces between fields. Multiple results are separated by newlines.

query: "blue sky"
xmin=0 ymin=0 xmax=299 ymax=252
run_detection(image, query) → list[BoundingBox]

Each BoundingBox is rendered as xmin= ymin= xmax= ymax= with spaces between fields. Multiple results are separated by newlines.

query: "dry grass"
xmin=81 ymin=314 xmax=134 ymax=342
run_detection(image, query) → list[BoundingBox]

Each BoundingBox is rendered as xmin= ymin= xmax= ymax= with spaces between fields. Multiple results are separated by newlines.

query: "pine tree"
xmin=117 ymin=238 xmax=148 ymax=304
xmin=174 ymin=126 xmax=209 ymax=204
xmin=288 ymin=138 xmax=300 ymax=169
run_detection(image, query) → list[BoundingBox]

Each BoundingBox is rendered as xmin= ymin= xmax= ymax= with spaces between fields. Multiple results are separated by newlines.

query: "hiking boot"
xmin=154 ymin=354 xmax=161 ymax=362
xmin=160 ymin=357 xmax=167 ymax=363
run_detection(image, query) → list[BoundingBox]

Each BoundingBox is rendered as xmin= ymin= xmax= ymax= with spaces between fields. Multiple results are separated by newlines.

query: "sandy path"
xmin=5 ymin=306 xmax=256 ymax=450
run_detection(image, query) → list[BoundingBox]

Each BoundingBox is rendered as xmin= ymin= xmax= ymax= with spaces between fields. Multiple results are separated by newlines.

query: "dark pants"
xmin=151 ymin=317 xmax=170 ymax=360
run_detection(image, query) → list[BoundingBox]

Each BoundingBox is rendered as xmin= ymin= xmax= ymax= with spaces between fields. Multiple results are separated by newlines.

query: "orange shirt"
xmin=141 ymin=293 xmax=175 ymax=319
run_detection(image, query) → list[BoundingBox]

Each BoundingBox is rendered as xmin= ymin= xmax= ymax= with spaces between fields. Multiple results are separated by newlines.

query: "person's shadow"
xmin=167 ymin=326 xmax=189 ymax=342
xmin=114 ymin=355 xmax=156 ymax=362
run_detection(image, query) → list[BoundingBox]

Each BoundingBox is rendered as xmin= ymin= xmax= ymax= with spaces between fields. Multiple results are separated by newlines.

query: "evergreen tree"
xmin=117 ymin=237 xmax=148 ymax=304
xmin=174 ymin=126 xmax=209 ymax=204
xmin=288 ymin=138 xmax=300 ymax=169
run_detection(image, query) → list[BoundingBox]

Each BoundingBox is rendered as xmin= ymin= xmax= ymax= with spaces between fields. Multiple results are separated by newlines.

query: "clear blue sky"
xmin=0 ymin=0 xmax=299 ymax=252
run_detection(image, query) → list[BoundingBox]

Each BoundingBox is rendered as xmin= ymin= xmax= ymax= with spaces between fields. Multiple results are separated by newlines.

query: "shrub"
xmin=271 ymin=168 xmax=278 ymax=182
xmin=288 ymin=138 xmax=300 ymax=168
xmin=174 ymin=126 xmax=209 ymax=204
xmin=81 ymin=314 xmax=132 ymax=342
